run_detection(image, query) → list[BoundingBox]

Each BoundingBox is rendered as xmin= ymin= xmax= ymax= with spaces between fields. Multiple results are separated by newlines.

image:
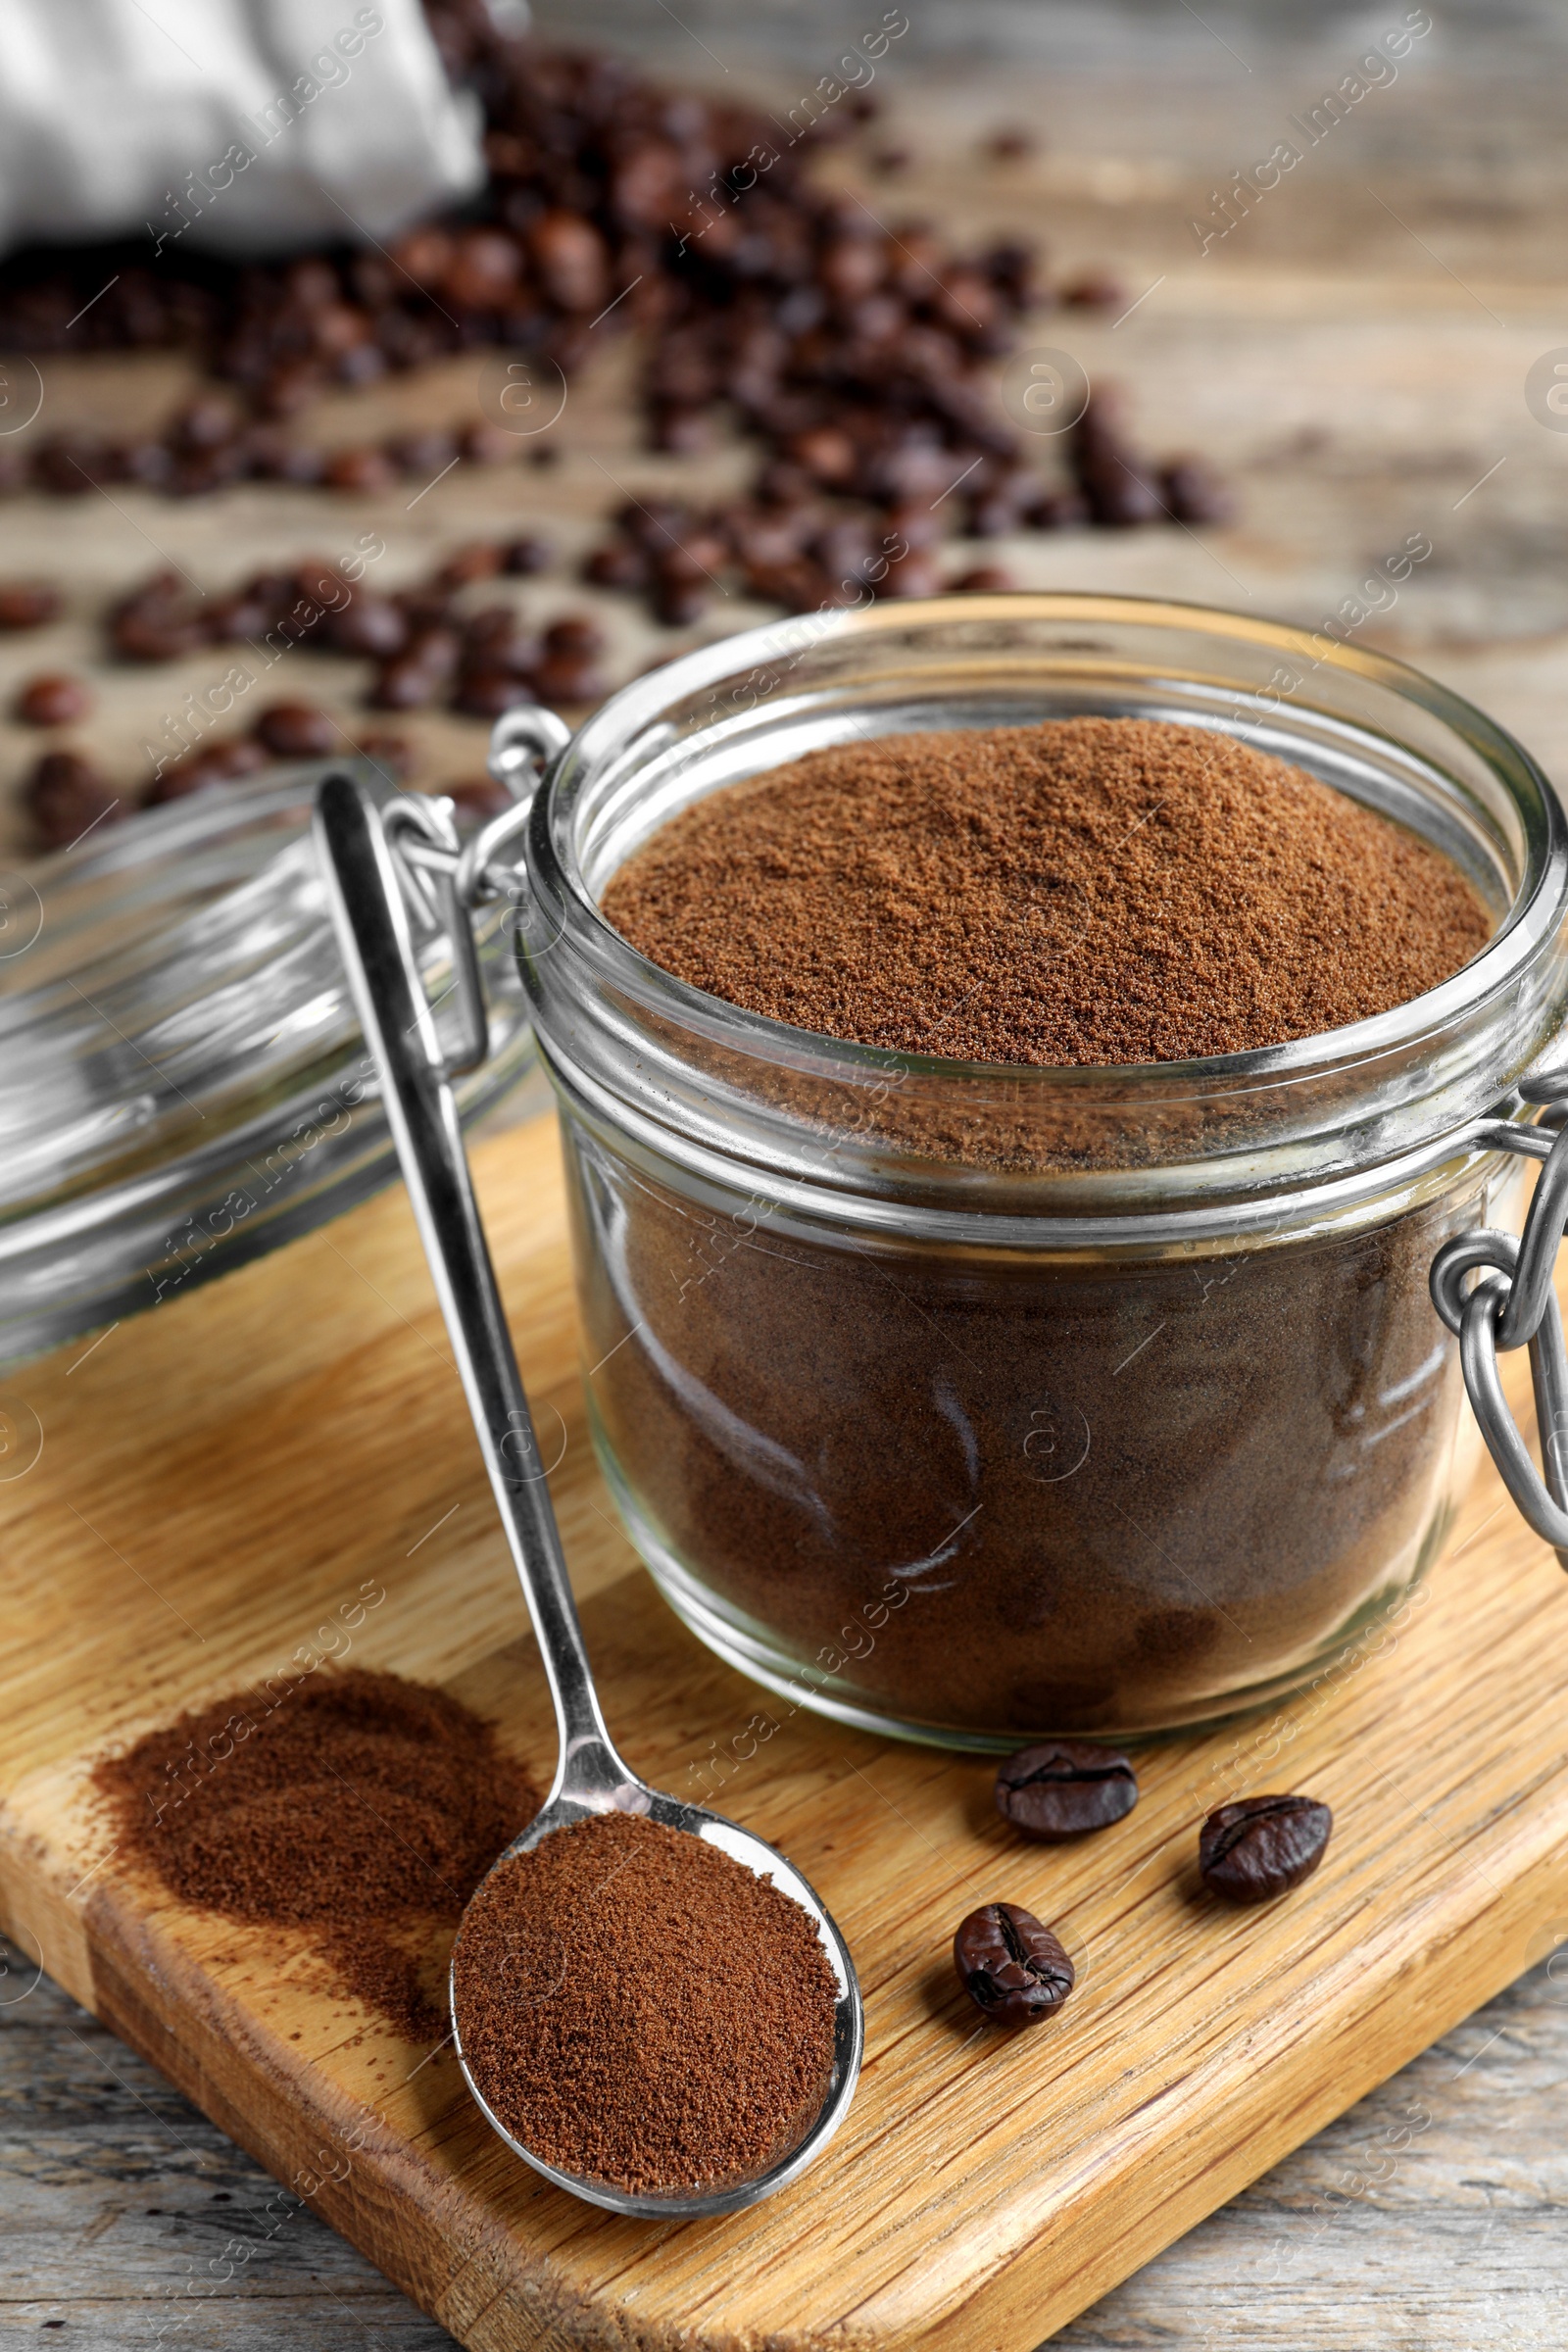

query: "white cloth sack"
xmin=0 ymin=0 xmax=486 ymax=258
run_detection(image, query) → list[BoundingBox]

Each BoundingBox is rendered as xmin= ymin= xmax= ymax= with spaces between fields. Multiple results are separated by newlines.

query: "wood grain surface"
xmin=2 ymin=1110 xmax=1568 ymax=2352
xmin=3 ymin=38 xmax=1568 ymax=854
xmin=9 ymin=1934 xmax=1565 ymax=2350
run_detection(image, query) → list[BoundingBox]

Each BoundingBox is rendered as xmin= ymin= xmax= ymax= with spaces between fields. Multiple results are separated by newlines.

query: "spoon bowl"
xmin=316 ymin=760 xmax=864 ymax=2218
xmin=451 ymin=1783 xmax=862 ymax=2218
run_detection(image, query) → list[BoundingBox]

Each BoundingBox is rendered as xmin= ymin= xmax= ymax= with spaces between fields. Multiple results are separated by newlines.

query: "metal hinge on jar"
xmin=378 ymin=707 xmax=570 ymax=1078
xmin=1432 ymin=1066 xmax=1568 ymax=1571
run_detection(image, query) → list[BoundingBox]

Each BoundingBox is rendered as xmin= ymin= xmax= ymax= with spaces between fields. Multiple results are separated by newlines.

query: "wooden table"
xmin=8 ymin=1935 xmax=1564 ymax=2348
xmin=4 ymin=15 xmax=1568 ymax=2346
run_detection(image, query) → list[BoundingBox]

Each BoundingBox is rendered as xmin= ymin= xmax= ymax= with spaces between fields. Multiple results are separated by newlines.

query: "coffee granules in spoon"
xmin=602 ymin=717 xmax=1491 ymax=1065
xmin=95 ymin=1667 xmax=540 ymax=2040
xmin=452 ymin=1810 xmax=838 ymax=2193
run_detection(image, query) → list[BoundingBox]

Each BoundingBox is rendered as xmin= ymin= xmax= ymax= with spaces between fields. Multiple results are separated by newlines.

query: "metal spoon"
xmin=314 ymin=766 xmax=863 ymax=2219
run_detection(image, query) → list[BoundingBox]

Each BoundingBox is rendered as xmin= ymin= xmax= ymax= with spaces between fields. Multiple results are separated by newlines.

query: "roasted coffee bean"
xmin=543 ymin=613 xmax=605 ymax=660
xmin=384 ymin=426 xmax=460 ymax=477
xmin=252 ymin=702 xmax=339 ymax=759
xmin=951 ymin=564 xmax=1018 ymax=593
xmin=446 ymin=775 xmax=514 ymax=825
xmin=459 ymin=420 xmax=514 ymax=466
xmin=115 ymin=438 xmax=176 ymax=488
xmin=953 ymin=1902 xmax=1074 ymax=2026
xmin=445 ymin=228 xmax=521 ymax=312
xmin=876 ymin=547 xmax=942 ymax=600
xmin=108 ymin=570 xmax=209 ymax=663
xmin=110 ymin=606 xmax=207 ymax=662
xmin=323 ymin=445 xmax=397 ymax=495
xmin=324 ymin=594 xmax=409 ymax=661
xmin=528 ymin=208 xmax=610 ymax=312
xmin=501 ymin=533 xmax=552 ymax=575
xmin=14 ymin=671 xmax=92 ymax=727
xmin=171 ymin=397 xmax=239 ymax=452
xmin=1060 ymin=270 xmax=1129 ymax=311
xmin=463 ymin=607 xmax=539 ymax=666
xmin=147 ymin=736 xmax=268 ymax=803
xmin=531 ymin=651 xmax=607 ymax=706
xmin=369 ymin=657 xmax=444 ymax=711
xmin=0 ymin=579 xmax=62 ymax=630
xmin=367 ymin=625 xmax=460 ymax=710
xmin=238 ymin=426 xmax=324 ymax=484
xmin=437 ymin=540 xmax=505 ymax=589
xmin=1033 ymin=488 xmax=1092 ymax=531
xmin=1071 ymin=395 xmax=1168 ymax=528
xmin=356 ymin=731 xmax=415 ymax=781
xmin=995 ymin=1740 xmax=1139 ymax=1842
xmin=29 ymin=431 xmax=108 ymax=494
xmin=404 ymin=624 xmax=462 ymax=681
xmin=453 ymin=666 xmax=538 ymax=719
xmin=651 ymin=578 xmax=707 ymax=627
xmin=256 ymin=361 xmax=320 ymax=420
xmin=584 ymin=541 xmax=652 ymax=593
xmin=1159 ymin=458 xmax=1236 ymax=526
xmin=1199 ymin=1794 xmax=1332 ymax=1903
xmin=24 ymin=751 xmax=122 ymax=851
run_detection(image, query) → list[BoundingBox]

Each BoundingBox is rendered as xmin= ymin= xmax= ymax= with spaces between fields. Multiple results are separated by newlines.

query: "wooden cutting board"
xmin=2 ymin=1107 xmax=1567 ymax=2352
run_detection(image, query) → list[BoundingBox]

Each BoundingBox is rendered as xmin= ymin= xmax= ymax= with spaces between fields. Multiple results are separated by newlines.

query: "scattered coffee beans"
xmin=452 ymin=1811 xmax=838 ymax=2192
xmin=95 ymin=1667 xmax=540 ymax=2040
xmin=23 ymin=750 xmax=120 ymax=850
xmin=0 ymin=8 xmax=1229 ymax=622
xmin=251 ymin=702 xmax=339 ymax=760
xmin=953 ymin=1902 xmax=1075 ymax=2026
xmin=996 ymin=1741 xmax=1139 ymax=1841
xmin=147 ymin=736 xmax=267 ymax=806
xmin=13 ymin=671 xmax=91 ymax=726
xmin=604 ymin=718 xmax=1493 ymax=1065
xmin=0 ymin=579 xmax=61 ymax=630
xmin=1199 ymin=1794 xmax=1333 ymax=1903
xmin=9 ymin=535 xmax=600 ymax=847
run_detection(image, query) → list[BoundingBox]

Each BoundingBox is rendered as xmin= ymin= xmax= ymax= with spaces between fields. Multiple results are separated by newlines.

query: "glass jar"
xmin=0 ymin=760 xmax=537 ymax=1372
xmin=513 ymin=595 xmax=1568 ymax=1746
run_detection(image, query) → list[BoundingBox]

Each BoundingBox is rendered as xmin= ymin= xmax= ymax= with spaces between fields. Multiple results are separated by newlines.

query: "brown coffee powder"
xmin=451 ymin=1811 xmax=839 ymax=2193
xmin=96 ymin=1668 xmax=540 ymax=2040
xmin=567 ymin=717 xmax=1506 ymax=1739
xmin=602 ymin=718 xmax=1492 ymax=1065
xmin=572 ymin=1145 xmax=1492 ymax=1738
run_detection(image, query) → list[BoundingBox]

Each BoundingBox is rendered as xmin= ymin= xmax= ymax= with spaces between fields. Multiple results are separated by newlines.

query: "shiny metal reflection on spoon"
xmin=315 ymin=766 xmax=863 ymax=2219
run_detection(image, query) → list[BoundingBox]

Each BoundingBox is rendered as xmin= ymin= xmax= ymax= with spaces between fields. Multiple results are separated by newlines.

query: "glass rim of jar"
xmin=518 ymin=592 xmax=1568 ymax=1238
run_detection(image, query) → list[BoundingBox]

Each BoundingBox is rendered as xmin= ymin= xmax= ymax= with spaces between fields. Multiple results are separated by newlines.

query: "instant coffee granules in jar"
xmin=602 ymin=719 xmax=1490 ymax=1067
xmin=510 ymin=597 xmax=1568 ymax=1745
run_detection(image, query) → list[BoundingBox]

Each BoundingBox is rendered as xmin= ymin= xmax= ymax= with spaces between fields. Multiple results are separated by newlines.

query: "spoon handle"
xmin=315 ymin=768 xmax=619 ymax=1792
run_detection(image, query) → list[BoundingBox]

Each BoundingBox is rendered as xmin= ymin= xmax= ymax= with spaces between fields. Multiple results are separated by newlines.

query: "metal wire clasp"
xmin=373 ymin=707 xmax=571 ymax=1081
xmin=1431 ymin=1068 xmax=1568 ymax=1569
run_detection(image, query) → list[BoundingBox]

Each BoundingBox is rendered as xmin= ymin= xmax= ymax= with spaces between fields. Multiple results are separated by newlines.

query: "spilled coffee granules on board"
xmin=602 ymin=717 xmax=1493 ymax=1065
xmin=451 ymin=1811 xmax=838 ymax=2193
xmin=95 ymin=1668 xmax=540 ymax=2040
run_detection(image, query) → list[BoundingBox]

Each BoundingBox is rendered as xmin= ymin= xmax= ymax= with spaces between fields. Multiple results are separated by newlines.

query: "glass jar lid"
xmin=0 ymin=760 xmax=535 ymax=1370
